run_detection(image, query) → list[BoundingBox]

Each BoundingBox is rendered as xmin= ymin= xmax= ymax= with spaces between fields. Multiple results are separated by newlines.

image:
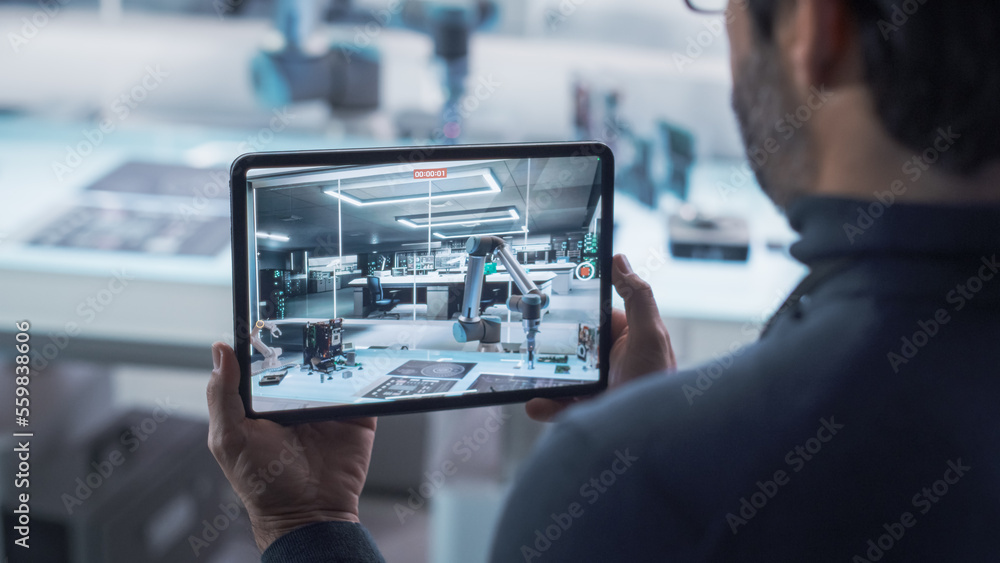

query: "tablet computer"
xmin=230 ymin=142 xmax=613 ymax=423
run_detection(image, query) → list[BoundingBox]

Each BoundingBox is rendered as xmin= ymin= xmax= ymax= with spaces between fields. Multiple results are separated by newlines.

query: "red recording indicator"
xmin=575 ymin=261 xmax=596 ymax=280
xmin=413 ymin=168 xmax=447 ymax=179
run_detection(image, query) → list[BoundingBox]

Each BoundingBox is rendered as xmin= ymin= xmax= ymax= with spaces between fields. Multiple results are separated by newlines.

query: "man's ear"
xmin=779 ymin=0 xmax=860 ymax=95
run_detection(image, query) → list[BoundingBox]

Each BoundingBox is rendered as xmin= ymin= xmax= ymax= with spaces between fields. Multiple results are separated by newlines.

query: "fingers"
xmin=207 ymin=342 xmax=247 ymax=456
xmin=611 ymin=254 xmax=666 ymax=336
xmin=611 ymin=308 xmax=628 ymax=343
xmin=525 ymin=397 xmax=578 ymax=422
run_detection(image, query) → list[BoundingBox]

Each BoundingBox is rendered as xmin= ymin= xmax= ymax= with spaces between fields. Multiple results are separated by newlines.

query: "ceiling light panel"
xmin=256 ymin=232 xmax=290 ymax=242
xmin=432 ymin=227 xmax=529 ymax=239
xmin=395 ymin=206 xmax=520 ymax=229
xmin=323 ymin=168 xmax=501 ymax=206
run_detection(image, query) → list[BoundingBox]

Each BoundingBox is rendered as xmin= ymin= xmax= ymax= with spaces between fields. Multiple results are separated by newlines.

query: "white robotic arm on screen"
xmin=453 ymin=236 xmax=550 ymax=368
xmin=250 ymin=320 xmax=284 ymax=370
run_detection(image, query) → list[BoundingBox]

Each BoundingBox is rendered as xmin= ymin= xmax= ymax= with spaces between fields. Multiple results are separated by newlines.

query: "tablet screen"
xmin=234 ymin=145 xmax=610 ymax=418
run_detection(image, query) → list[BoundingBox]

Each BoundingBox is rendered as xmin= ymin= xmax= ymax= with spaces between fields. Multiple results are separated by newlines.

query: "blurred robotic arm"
xmin=250 ymin=320 xmax=284 ymax=370
xmin=452 ymin=236 xmax=549 ymax=368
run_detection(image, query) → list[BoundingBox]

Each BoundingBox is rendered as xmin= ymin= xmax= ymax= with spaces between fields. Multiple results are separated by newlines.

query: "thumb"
xmin=207 ymin=342 xmax=247 ymax=441
xmin=611 ymin=254 xmax=663 ymax=335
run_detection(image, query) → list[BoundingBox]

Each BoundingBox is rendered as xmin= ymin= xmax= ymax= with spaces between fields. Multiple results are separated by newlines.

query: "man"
xmin=208 ymin=0 xmax=1000 ymax=560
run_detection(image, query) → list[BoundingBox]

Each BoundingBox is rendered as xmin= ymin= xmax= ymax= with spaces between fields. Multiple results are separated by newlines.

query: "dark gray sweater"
xmin=265 ymin=196 xmax=1000 ymax=562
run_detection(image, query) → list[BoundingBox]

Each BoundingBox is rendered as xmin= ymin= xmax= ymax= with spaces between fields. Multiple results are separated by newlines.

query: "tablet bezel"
xmin=231 ymin=142 xmax=614 ymax=423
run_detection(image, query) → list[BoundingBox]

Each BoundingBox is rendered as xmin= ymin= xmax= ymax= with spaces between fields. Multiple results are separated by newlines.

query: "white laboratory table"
xmin=348 ymin=272 xmax=556 ymax=320
xmin=0 ymin=116 xmax=379 ymax=367
xmin=251 ymin=348 xmax=596 ymax=412
xmin=508 ymin=262 xmax=578 ymax=294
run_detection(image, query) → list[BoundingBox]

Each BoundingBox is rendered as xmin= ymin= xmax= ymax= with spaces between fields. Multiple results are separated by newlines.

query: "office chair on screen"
xmin=367 ymin=276 xmax=401 ymax=319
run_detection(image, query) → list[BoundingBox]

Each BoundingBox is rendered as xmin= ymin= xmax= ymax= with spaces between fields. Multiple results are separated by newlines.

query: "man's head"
xmin=722 ymin=0 xmax=1000 ymax=207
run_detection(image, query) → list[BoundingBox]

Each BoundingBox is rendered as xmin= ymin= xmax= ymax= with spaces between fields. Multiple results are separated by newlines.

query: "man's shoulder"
xmin=556 ymin=339 xmax=796 ymax=458
xmin=542 ymin=297 xmax=1000 ymax=559
xmin=496 ymin=281 xmax=1000 ymax=560
xmin=548 ymin=317 xmax=881 ymax=513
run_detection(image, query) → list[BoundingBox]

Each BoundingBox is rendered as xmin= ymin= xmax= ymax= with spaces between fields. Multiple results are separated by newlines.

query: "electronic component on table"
xmin=303 ymin=318 xmax=343 ymax=365
xmin=538 ymin=355 xmax=569 ymax=364
xmin=311 ymin=357 xmax=337 ymax=372
xmin=259 ymin=370 xmax=288 ymax=386
xmin=364 ymin=377 xmax=457 ymax=400
xmin=468 ymin=373 xmax=591 ymax=393
xmin=577 ymin=323 xmax=598 ymax=366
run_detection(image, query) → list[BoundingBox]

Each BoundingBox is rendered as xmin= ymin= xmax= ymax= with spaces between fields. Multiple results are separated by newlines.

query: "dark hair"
xmin=748 ymin=0 xmax=1000 ymax=175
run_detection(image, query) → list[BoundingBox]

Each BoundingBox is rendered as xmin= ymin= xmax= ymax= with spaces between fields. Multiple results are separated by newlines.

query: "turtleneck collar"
xmin=786 ymin=196 xmax=1000 ymax=265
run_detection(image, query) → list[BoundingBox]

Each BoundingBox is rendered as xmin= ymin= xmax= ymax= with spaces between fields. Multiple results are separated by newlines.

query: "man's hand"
xmin=207 ymin=342 xmax=377 ymax=551
xmin=525 ymin=254 xmax=676 ymax=422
